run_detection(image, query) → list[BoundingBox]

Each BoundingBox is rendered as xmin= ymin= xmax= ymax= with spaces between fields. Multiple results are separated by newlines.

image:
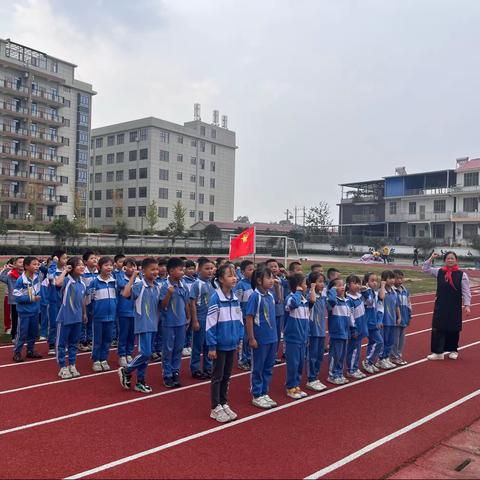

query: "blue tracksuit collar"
xmin=254 ymin=288 xmax=274 ymax=300
xmin=347 ymin=292 xmax=362 ymax=300
xmin=217 ymin=288 xmax=238 ymax=302
xmin=96 ymin=274 xmax=115 ymax=283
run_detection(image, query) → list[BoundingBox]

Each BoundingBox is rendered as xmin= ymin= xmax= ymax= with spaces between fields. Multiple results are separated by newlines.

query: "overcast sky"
xmin=2 ymin=0 xmax=480 ymax=223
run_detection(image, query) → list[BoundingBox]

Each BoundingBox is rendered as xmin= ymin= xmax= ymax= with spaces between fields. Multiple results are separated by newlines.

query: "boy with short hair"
xmin=113 ymin=254 xmax=126 ymax=281
xmin=151 ymin=257 xmax=168 ymax=362
xmin=80 ymin=251 xmax=98 ymax=352
xmin=0 ymin=256 xmax=24 ymax=341
xmin=182 ymin=259 xmax=197 ymax=356
xmin=391 ymin=269 xmax=411 ymax=365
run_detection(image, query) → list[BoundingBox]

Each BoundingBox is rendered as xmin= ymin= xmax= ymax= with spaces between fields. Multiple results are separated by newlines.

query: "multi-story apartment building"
xmin=90 ymin=116 xmax=236 ymax=231
xmin=0 ymin=39 xmax=95 ymax=224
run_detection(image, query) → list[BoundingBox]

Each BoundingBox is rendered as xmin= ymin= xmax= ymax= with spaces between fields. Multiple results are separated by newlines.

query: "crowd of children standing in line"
xmin=1 ymin=252 xmax=412 ymax=423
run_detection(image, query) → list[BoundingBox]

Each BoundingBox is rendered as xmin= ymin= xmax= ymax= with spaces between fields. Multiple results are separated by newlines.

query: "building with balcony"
xmin=90 ymin=114 xmax=236 ymax=231
xmin=0 ymin=39 xmax=95 ymax=224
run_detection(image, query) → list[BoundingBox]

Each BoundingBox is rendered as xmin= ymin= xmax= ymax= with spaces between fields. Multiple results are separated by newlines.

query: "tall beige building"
xmin=0 ymin=39 xmax=95 ymax=224
xmin=90 ymin=115 xmax=236 ymax=231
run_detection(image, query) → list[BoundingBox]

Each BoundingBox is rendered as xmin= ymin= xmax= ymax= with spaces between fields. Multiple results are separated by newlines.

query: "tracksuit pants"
xmin=346 ymin=334 xmax=363 ymax=374
xmin=211 ymin=349 xmax=235 ymax=409
xmin=162 ymin=324 xmax=186 ymax=379
xmin=366 ymin=328 xmax=384 ymax=365
xmin=48 ymin=303 xmax=60 ymax=346
xmin=92 ymin=320 xmax=114 ymax=362
xmin=3 ymin=296 xmax=10 ymax=331
xmin=10 ymin=304 xmax=18 ymax=340
xmin=391 ymin=325 xmax=406 ymax=359
xmin=126 ymin=332 xmax=153 ymax=382
xmin=328 ymin=338 xmax=347 ymax=379
xmin=307 ymin=336 xmax=325 ymax=382
xmin=251 ymin=342 xmax=277 ymax=397
xmin=14 ymin=314 xmax=39 ymax=355
xmin=56 ymin=322 xmax=82 ymax=368
xmin=276 ymin=314 xmax=284 ymax=358
xmin=82 ymin=310 xmax=93 ymax=345
xmin=240 ymin=329 xmax=251 ymax=365
xmin=152 ymin=317 xmax=163 ymax=354
xmin=431 ymin=328 xmax=460 ymax=354
xmin=184 ymin=322 xmax=192 ymax=349
xmin=118 ymin=316 xmax=135 ymax=358
xmin=285 ymin=341 xmax=306 ymax=389
xmin=381 ymin=325 xmax=395 ymax=359
xmin=190 ymin=321 xmax=212 ymax=374
xmin=39 ymin=304 xmax=48 ymax=338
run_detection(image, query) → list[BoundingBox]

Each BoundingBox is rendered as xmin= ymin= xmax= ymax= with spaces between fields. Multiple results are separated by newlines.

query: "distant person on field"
xmin=413 ymin=248 xmax=419 ymax=267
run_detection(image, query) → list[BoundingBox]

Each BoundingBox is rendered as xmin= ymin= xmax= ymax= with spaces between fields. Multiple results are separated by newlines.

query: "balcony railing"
xmin=0 ymin=212 xmax=56 ymax=222
xmin=0 ymin=78 xmax=29 ymax=95
xmin=0 ymin=144 xmax=29 ymax=159
xmin=451 ymin=211 xmax=480 ymax=219
xmin=0 ymin=101 xmax=29 ymax=116
xmin=30 ymin=130 xmax=61 ymax=144
xmin=30 ymin=172 xmax=59 ymax=183
xmin=0 ymin=168 xmax=29 ymax=179
xmin=0 ymin=123 xmax=29 ymax=137
xmin=31 ymin=88 xmax=67 ymax=106
xmin=0 ymin=191 xmax=27 ymax=200
xmin=402 ymin=187 xmax=452 ymax=197
xmin=351 ymin=214 xmax=379 ymax=222
xmin=31 ymin=109 xmax=61 ymax=124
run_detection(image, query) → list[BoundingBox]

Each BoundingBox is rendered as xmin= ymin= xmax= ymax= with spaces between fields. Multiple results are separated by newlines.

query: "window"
xmin=209 ymin=212 xmax=214 ymax=221
xmin=78 ymin=151 xmax=88 ymax=165
xmin=139 ymin=186 xmax=147 ymax=198
xmin=106 ymin=207 xmax=113 ymax=218
xmin=139 ymin=148 xmax=148 ymax=160
xmin=80 ymin=94 xmax=89 ymax=106
xmin=189 ymin=210 xmax=195 ymax=218
xmin=107 ymin=153 xmax=114 ymax=164
xmin=198 ymin=211 xmax=204 ymax=220
xmin=210 ymin=178 xmax=215 ymax=189
xmin=191 ymin=174 xmax=196 ymax=183
xmin=177 ymin=172 xmax=183 ymax=181
xmin=106 ymin=189 xmax=113 ymax=200
xmin=107 ymin=135 xmax=115 ymax=146
xmin=433 ymin=199 xmax=446 ymax=213
xmin=199 ymin=176 xmax=205 ymax=187
xmin=160 ymin=150 xmax=169 ymax=162
xmin=128 ymin=206 xmax=136 ymax=217
xmin=432 ymin=224 xmax=445 ymax=239
xmin=407 ymin=224 xmax=416 ymax=237
xmin=190 ymin=192 xmax=196 ymax=200
xmin=60 ymin=176 xmax=68 ymax=184
xmin=139 ymin=128 xmax=148 ymax=141
xmin=177 ymin=154 xmax=183 ymax=162
xmin=210 ymin=161 xmax=216 ymax=172
xmin=200 ymin=140 xmax=206 ymax=152
xmin=129 ymin=169 xmax=137 ymax=180
xmin=159 ymin=169 xmax=169 ymax=181
xmin=176 ymin=190 xmax=182 ymax=198
xmin=191 ymin=139 xmax=197 ymax=147
xmin=95 ymin=137 xmax=103 ymax=148
xmin=389 ymin=202 xmax=397 ymax=215
xmin=129 ymin=131 xmax=138 ymax=142
xmin=159 ymin=188 xmax=168 ymax=199
xmin=106 ymin=171 xmax=114 ymax=182
xmin=79 ymin=131 xmax=88 ymax=145
xmin=139 ymin=167 xmax=148 ymax=179
xmin=79 ymin=113 xmax=89 ymax=126
xmin=129 ymin=150 xmax=137 ymax=162
xmin=177 ymin=136 xmax=183 ymax=144
xmin=200 ymin=126 xmax=206 ymax=136
xmin=94 ymin=173 xmax=102 ymax=183
xmin=94 ymin=190 xmax=102 ymax=200
xmin=128 ymin=188 xmax=136 ymax=199
xmin=199 ymin=193 xmax=204 ymax=204
xmin=209 ymin=194 xmax=215 ymax=205
xmin=94 ymin=208 xmax=101 ymax=218
xmin=211 ymin=129 xmax=216 ymax=139
xmin=200 ymin=158 xmax=205 ymax=170
xmin=115 ymin=188 xmax=123 ymax=199
xmin=211 ymin=144 xmax=216 ymax=155
xmin=191 ymin=156 xmax=197 ymax=165
xmin=463 ymin=224 xmax=479 ymax=240
xmin=51 ymin=61 xmax=58 ymax=73
xmin=463 ymin=197 xmax=478 ymax=212
xmin=117 ymin=133 xmax=124 ymax=145
xmin=116 ymin=152 xmax=124 ymax=163
xmin=408 ymin=202 xmax=416 ymax=214
xmin=158 ymin=207 xmax=168 ymax=218
xmin=90 ymin=174 xmax=93 ymax=184
xmin=464 ymin=172 xmax=479 ymax=187
xmin=138 ymin=206 xmax=146 ymax=217
xmin=159 ymin=130 xmax=169 ymax=143
xmin=116 ymin=170 xmax=124 ymax=181
xmin=95 ymin=155 xmax=102 ymax=166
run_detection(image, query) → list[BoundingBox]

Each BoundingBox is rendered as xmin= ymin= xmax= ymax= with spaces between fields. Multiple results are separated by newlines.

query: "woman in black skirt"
xmin=423 ymin=251 xmax=471 ymax=360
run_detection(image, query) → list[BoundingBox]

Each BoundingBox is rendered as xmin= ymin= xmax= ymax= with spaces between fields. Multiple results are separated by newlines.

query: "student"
xmin=361 ymin=272 xmax=384 ymax=374
xmin=87 ymin=257 xmax=117 ymax=372
xmin=288 ymin=261 xmax=303 ymax=276
xmin=235 ymin=260 xmax=255 ymax=371
xmin=12 ymin=256 xmax=43 ymax=362
xmin=391 ymin=270 xmax=411 ymax=365
xmin=306 ymin=271 xmax=328 ymax=391
xmin=190 ymin=257 xmax=216 ymax=379
xmin=378 ymin=270 xmax=400 ymax=369
xmin=326 ymin=278 xmax=351 ymax=385
xmin=345 ymin=275 xmax=368 ymax=379
xmin=47 ymin=250 xmax=68 ymax=355
xmin=207 ymin=264 xmax=243 ymax=423
xmin=182 ymin=259 xmax=197 ymax=356
xmin=160 ymin=257 xmax=190 ymax=388
xmin=116 ymin=258 xmax=141 ymax=367
xmin=306 ymin=263 xmax=323 ymax=285
xmin=326 ymin=268 xmax=341 ymax=283
xmin=246 ymin=266 xmax=278 ymax=409
xmin=39 ymin=270 xmax=50 ymax=341
xmin=284 ymin=273 xmax=309 ymax=399
xmin=113 ymin=254 xmax=126 ymax=281
xmin=151 ymin=257 xmax=168 ymax=362
xmin=80 ymin=251 xmax=98 ymax=352
xmin=118 ymin=257 xmax=161 ymax=394
xmin=0 ymin=256 xmax=24 ymax=341
xmin=54 ymin=257 xmax=86 ymax=379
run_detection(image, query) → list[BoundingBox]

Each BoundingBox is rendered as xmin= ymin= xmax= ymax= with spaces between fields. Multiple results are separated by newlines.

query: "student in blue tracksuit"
xmin=206 ymin=264 xmax=243 ymax=423
xmin=391 ymin=270 xmax=412 ymax=365
xmin=54 ymin=257 xmax=86 ymax=379
xmin=361 ymin=272 xmax=384 ymax=374
xmin=327 ymin=278 xmax=352 ymax=385
xmin=306 ymin=271 xmax=328 ymax=391
xmin=47 ymin=250 xmax=68 ymax=355
xmin=12 ymin=257 xmax=43 ymax=362
xmin=160 ymin=257 xmax=190 ymax=388
xmin=87 ymin=256 xmax=117 ymax=373
xmin=118 ymin=257 xmax=162 ymax=394
xmin=151 ymin=257 xmax=168 ymax=362
xmin=235 ymin=260 xmax=255 ymax=371
xmin=345 ymin=274 xmax=368 ymax=379
xmin=182 ymin=259 xmax=197 ymax=355
xmin=190 ymin=257 xmax=216 ymax=379
xmin=80 ymin=251 xmax=98 ymax=352
xmin=284 ymin=273 xmax=309 ymax=400
xmin=113 ymin=254 xmax=126 ymax=281
xmin=379 ymin=270 xmax=400 ymax=369
xmin=116 ymin=258 xmax=141 ymax=367
xmin=0 ymin=256 xmax=24 ymax=342
xmin=246 ymin=266 xmax=278 ymax=409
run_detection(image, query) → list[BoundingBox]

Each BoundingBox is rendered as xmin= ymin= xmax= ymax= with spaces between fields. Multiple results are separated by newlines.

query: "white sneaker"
xmin=263 ymin=395 xmax=278 ymax=407
xmin=187 ymin=347 xmax=192 ymax=355
xmin=92 ymin=361 xmax=103 ymax=372
xmin=427 ymin=353 xmax=444 ymax=361
xmin=306 ymin=380 xmax=327 ymax=391
xmin=38 ymin=336 xmax=46 ymax=341
xmin=126 ymin=355 xmax=133 ymax=363
xmin=339 ymin=376 xmax=350 ymax=384
xmin=69 ymin=365 xmax=80 ymax=377
xmin=296 ymin=387 xmax=308 ymax=398
xmin=252 ymin=396 xmax=272 ymax=409
xmin=5 ymin=328 xmax=11 ymax=335
xmin=385 ymin=359 xmax=397 ymax=368
xmin=327 ymin=376 xmax=345 ymax=385
xmin=101 ymin=360 xmax=111 ymax=371
xmin=222 ymin=404 xmax=238 ymax=420
xmin=346 ymin=370 xmax=364 ymax=379
xmin=448 ymin=352 xmax=458 ymax=360
xmin=48 ymin=347 xmax=56 ymax=356
xmin=372 ymin=364 xmax=380 ymax=373
xmin=286 ymin=387 xmax=302 ymax=399
xmin=118 ymin=356 xmax=127 ymax=367
xmin=363 ymin=363 xmax=376 ymax=374
xmin=378 ymin=359 xmax=395 ymax=370
xmin=210 ymin=405 xmax=230 ymax=423
xmin=182 ymin=348 xmax=190 ymax=357
xmin=58 ymin=366 xmax=72 ymax=379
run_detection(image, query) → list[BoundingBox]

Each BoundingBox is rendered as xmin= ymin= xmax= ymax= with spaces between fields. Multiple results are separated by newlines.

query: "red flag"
xmin=229 ymin=227 xmax=255 ymax=260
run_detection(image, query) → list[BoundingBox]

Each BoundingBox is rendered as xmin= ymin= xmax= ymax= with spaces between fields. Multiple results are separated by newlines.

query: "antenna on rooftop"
xmin=221 ymin=115 xmax=228 ymax=130
xmin=212 ymin=110 xmax=219 ymax=126
xmin=194 ymin=103 xmax=201 ymax=121
xmin=395 ymin=167 xmax=407 ymax=176
xmin=456 ymin=157 xmax=469 ymax=167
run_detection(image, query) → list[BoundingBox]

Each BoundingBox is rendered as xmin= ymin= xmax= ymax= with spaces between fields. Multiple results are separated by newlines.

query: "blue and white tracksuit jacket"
xmin=345 ymin=293 xmax=367 ymax=374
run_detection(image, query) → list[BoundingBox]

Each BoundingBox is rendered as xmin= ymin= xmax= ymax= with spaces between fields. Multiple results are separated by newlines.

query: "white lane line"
xmin=304 ymin=388 xmax=480 ymax=479
xmin=63 ymin=339 xmax=480 ymax=480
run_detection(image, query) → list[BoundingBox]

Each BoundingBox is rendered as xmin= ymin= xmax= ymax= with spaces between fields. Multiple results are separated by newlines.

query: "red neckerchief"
xmin=9 ymin=268 xmax=20 ymax=280
xmin=441 ymin=264 xmax=459 ymax=290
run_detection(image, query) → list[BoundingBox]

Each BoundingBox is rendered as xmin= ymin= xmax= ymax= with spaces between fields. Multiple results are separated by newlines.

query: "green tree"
xmin=305 ymin=201 xmax=333 ymax=235
xmin=202 ymin=223 xmax=222 ymax=253
xmin=414 ymin=237 xmax=435 ymax=258
xmin=114 ymin=220 xmax=129 ymax=249
xmin=48 ymin=217 xmax=74 ymax=246
xmin=166 ymin=201 xmax=186 ymax=253
xmin=145 ymin=201 xmax=159 ymax=234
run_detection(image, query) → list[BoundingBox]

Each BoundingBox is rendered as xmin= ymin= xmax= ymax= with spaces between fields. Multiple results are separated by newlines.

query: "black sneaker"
xmin=13 ymin=352 xmax=24 ymax=362
xmin=274 ymin=358 xmax=282 ymax=365
xmin=203 ymin=370 xmax=212 ymax=379
xmin=192 ymin=370 xmax=204 ymax=379
xmin=48 ymin=344 xmax=56 ymax=356
xmin=111 ymin=339 xmax=118 ymax=347
xmin=26 ymin=351 xmax=42 ymax=359
xmin=163 ymin=377 xmax=175 ymax=388
xmin=151 ymin=352 xmax=162 ymax=362
xmin=238 ymin=362 xmax=250 ymax=371
xmin=118 ymin=367 xmax=131 ymax=390
xmin=172 ymin=372 xmax=182 ymax=388
xmin=134 ymin=381 xmax=152 ymax=394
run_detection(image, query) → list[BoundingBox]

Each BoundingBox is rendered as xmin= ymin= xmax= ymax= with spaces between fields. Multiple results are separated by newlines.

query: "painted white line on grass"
xmin=63 ymin=339 xmax=480 ymax=480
